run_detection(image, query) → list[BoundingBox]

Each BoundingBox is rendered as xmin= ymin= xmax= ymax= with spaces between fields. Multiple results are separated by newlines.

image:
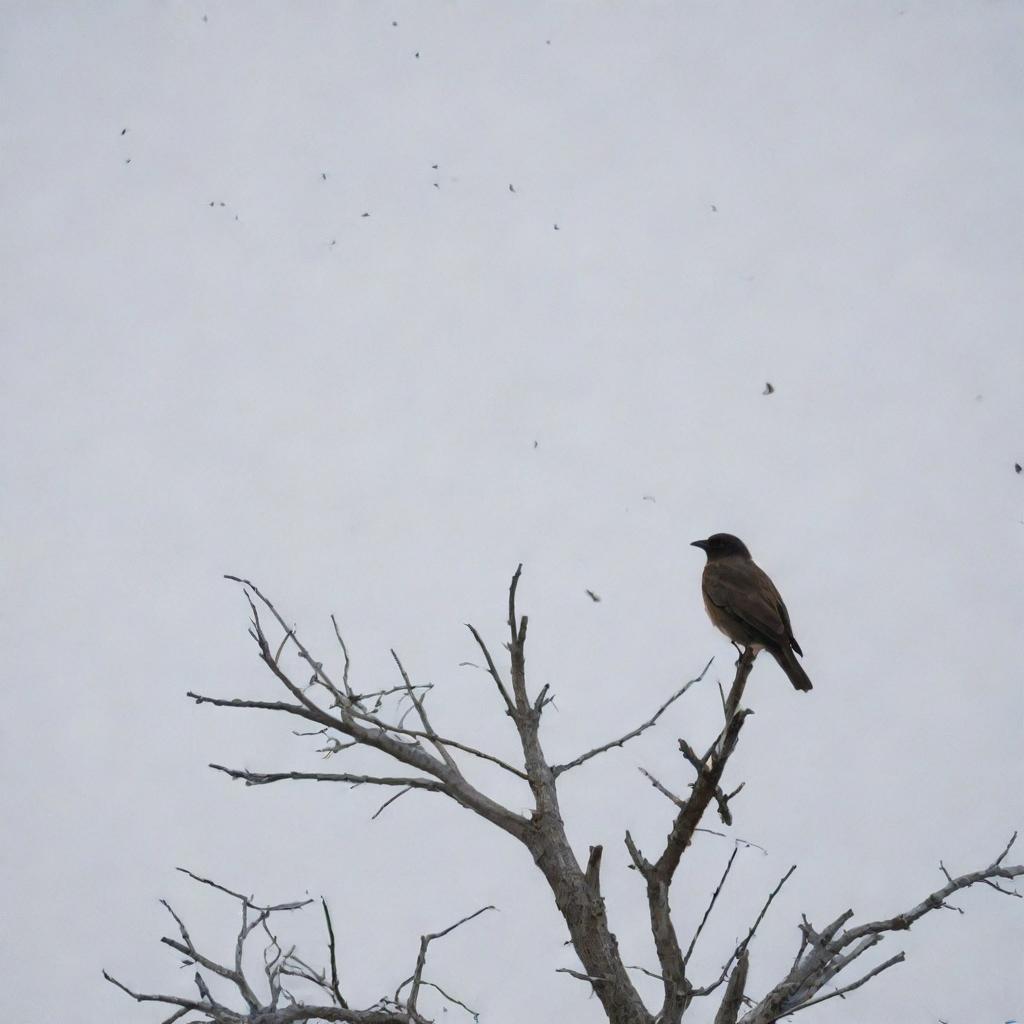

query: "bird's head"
xmin=690 ymin=533 xmax=751 ymax=560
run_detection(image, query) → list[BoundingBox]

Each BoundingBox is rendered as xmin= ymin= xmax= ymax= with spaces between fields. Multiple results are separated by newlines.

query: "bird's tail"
xmin=770 ymin=645 xmax=813 ymax=692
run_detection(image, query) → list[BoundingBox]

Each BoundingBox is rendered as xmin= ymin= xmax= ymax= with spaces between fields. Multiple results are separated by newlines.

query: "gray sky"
xmin=2 ymin=2 xmax=1022 ymax=1022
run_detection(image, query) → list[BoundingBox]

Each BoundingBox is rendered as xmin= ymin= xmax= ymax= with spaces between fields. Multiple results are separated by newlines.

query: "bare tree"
xmin=107 ymin=569 xmax=1023 ymax=1024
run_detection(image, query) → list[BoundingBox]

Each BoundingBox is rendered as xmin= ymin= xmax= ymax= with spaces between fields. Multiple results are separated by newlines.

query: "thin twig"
xmin=553 ymin=657 xmax=713 ymax=776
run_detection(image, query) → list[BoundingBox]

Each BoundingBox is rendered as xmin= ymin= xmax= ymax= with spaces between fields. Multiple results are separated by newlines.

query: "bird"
xmin=509 ymin=184 xmax=516 ymax=193
xmin=691 ymin=533 xmax=812 ymax=691
xmin=585 ymin=589 xmax=601 ymax=603
xmin=1015 ymin=463 xmax=1022 ymax=474
xmin=763 ymin=382 xmax=775 ymax=395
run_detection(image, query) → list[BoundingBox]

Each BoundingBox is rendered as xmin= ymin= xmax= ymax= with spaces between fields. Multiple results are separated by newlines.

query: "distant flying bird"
xmin=585 ymin=589 xmax=601 ymax=603
xmin=1016 ymin=463 xmax=1022 ymax=474
xmin=509 ymin=184 xmax=516 ymax=193
xmin=322 ymin=172 xmax=327 ymax=180
xmin=533 ymin=440 xmax=539 ymax=449
xmin=120 ymin=128 xmax=128 ymax=136
xmin=361 ymin=212 xmax=370 ymax=218
xmin=763 ymin=382 xmax=775 ymax=395
xmin=691 ymin=533 xmax=812 ymax=691
xmin=710 ymin=204 xmax=718 ymax=212
xmin=431 ymin=164 xmax=438 ymax=169
xmin=553 ymin=223 xmax=560 ymax=230
xmin=642 ymin=495 xmax=656 ymax=503
xmin=414 ymin=51 xmax=420 ymax=58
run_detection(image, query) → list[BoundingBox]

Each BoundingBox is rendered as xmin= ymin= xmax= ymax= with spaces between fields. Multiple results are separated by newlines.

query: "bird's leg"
xmin=730 ymin=641 xmax=744 ymax=665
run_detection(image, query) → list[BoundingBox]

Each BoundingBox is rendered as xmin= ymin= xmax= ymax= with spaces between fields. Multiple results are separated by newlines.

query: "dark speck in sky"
xmin=1015 ymin=463 xmax=1022 ymax=474
xmin=553 ymin=223 xmax=559 ymax=230
xmin=585 ymin=589 xmax=601 ymax=603
xmin=361 ymin=212 xmax=370 ymax=218
xmin=711 ymin=204 xmax=718 ymax=212
xmin=763 ymin=382 xmax=775 ymax=395
xmin=120 ymin=128 xmax=127 ymax=136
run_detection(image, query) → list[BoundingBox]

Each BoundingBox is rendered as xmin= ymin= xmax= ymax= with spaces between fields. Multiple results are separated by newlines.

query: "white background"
xmin=2 ymin=2 xmax=1022 ymax=1022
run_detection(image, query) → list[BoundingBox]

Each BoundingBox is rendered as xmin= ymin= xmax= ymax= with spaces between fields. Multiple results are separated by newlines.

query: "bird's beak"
xmin=690 ymin=539 xmax=709 ymax=551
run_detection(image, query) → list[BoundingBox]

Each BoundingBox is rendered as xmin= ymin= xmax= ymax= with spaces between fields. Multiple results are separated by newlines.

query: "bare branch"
xmin=837 ymin=834 xmax=1024 ymax=949
xmin=322 ymin=898 xmax=348 ymax=1008
xmin=330 ymin=613 xmax=355 ymax=699
xmin=465 ymin=622 xmax=515 ymax=714
xmin=741 ymin=835 xmax=1024 ymax=1023
xmin=390 ymin=649 xmax=459 ymax=773
xmin=695 ymin=865 xmax=796 ymax=997
xmin=552 ymin=657 xmax=713 ymax=776
xmin=784 ymin=952 xmax=906 ymax=1016
xmin=683 ymin=847 xmax=739 ymax=969
xmin=209 ymin=763 xmax=447 ymax=792
xmin=398 ymin=906 xmax=496 ymax=1016
xmin=174 ymin=868 xmax=312 ymax=913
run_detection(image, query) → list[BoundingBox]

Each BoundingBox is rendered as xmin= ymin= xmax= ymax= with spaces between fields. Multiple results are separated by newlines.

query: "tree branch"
xmin=741 ymin=834 xmax=1024 ymax=1023
xmin=552 ymin=658 xmax=713 ymax=776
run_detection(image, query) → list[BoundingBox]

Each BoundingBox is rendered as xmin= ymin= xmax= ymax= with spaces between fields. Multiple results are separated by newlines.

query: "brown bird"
xmin=691 ymin=533 xmax=812 ymax=691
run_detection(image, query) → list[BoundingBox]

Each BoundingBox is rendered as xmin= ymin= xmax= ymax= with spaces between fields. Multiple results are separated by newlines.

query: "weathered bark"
xmin=506 ymin=572 xmax=652 ymax=1024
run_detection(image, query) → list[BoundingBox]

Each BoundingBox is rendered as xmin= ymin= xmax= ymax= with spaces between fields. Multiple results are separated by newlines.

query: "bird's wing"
xmin=754 ymin=568 xmax=802 ymax=654
xmin=703 ymin=560 xmax=791 ymax=647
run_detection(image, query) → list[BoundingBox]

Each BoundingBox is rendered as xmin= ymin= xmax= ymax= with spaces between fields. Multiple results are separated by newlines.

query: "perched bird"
xmin=691 ymin=533 xmax=812 ymax=691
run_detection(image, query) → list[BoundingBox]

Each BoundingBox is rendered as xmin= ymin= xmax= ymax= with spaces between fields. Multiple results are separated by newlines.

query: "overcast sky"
xmin=2 ymin=2 xmax=1022 ymax=1022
